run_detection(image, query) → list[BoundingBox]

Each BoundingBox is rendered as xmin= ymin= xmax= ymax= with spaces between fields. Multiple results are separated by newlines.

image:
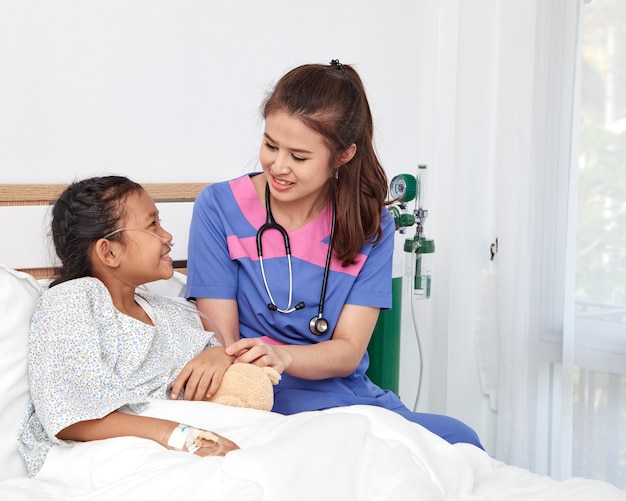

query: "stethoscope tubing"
xmin=316 ymin=201 xmax=335 ymax=319
xmin=257 ymin=183 xmax=335 ymax=334
xmin=257 ymin=229 xmax=297 ymax=314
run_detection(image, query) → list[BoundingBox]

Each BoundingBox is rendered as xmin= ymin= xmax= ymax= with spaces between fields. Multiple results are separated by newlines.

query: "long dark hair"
xmin=50 ymin=176 xmax=143 ymax=287
xmin=262 ymin=60 xmax=389 ymax=266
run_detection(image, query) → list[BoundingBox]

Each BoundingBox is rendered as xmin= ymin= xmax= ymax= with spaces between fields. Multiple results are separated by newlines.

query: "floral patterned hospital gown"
xmin=17 ymin=277 xmax=220 ymax=477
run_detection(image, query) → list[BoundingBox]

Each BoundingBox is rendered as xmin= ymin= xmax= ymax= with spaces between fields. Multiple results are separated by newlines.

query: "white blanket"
xmin=0 ymin=401 xmax=623 ymax=501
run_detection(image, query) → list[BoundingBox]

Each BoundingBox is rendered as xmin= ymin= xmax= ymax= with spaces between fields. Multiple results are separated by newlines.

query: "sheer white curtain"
xmin=466 ymin=0 xmax=626 ymax=485
xmin=427 ymin=0 xmax=553 ymax=462
xmin=491 ymin=0 xmax=581 ymax=475
xmin=437 ymin=0 xmax=583 ymax=476
xmin=416 ymin=0 xmax=623 ymax=485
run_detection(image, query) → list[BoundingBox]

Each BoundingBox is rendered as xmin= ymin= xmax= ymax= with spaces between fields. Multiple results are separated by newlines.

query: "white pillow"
xmin=0 ymin=264 xmax=42 ymax=480
xmin=0 ymin=267 xmax=185 ymax=481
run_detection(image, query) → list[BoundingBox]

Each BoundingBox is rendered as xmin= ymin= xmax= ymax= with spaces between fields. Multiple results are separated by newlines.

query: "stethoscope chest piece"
xmin=309 ymin=316 xmax=329 ymax=336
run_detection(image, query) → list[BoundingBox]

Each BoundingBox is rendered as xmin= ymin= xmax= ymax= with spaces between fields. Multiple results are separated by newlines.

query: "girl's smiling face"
xmin=115 ymin=190 xmax=174 ymax=284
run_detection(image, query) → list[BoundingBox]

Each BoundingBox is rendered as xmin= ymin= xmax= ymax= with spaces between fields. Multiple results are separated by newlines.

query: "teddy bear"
xmin=207 ymin=363 xmax=281 ymax=411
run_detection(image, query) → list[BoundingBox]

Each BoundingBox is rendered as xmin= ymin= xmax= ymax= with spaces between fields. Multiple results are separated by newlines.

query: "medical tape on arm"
xmin=167 ymin=423 xmax=224 ymax=455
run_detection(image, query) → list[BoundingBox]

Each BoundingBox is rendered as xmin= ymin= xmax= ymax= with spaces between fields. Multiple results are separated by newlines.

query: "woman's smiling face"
xmin=259 ymin=110 xmax=333 ymax=205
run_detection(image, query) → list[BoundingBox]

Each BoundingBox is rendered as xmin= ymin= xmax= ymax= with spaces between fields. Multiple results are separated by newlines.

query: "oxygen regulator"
xmin=388 ymin=165 xmax=435 ymax=299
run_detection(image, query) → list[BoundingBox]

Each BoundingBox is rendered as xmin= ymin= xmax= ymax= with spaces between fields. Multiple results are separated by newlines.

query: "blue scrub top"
xmin=187 ymin=174 xmax=396 ymax=414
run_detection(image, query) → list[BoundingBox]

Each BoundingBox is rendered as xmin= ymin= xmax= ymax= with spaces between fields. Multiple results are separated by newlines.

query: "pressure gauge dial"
xmin=390 ymin=174 xmax=418 ymax=203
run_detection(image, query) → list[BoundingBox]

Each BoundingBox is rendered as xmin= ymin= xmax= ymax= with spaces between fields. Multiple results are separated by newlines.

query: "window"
xmin=574 ymin=0 xmax=626 ymax=488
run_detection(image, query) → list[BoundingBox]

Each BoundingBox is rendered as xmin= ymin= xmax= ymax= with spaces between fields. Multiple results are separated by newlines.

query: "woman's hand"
xmin=225 ymin=338 xmax=288 ymax=374
xmin=170 ymin=346 xmax=234 ymax=401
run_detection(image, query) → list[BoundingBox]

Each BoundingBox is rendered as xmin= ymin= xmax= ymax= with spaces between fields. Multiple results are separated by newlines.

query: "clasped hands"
xmin=169 ymin=340 xmax=285 ymax=402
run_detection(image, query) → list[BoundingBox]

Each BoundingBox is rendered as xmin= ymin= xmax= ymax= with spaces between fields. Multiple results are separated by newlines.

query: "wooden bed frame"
xmin=0 ymin=182 xmax=208 ymax=279
xmin=0 ymin=183 xmax=207 ymax=206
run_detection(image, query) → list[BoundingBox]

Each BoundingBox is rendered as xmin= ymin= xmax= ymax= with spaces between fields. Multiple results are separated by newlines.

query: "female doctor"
xmin=183 ymin=60 xmax=482 ymax=449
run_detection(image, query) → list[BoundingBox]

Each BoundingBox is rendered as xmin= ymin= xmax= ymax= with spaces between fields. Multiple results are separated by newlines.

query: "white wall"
xmin=0 ymin=1 xmax=429 ymax=185
xmin=1 ymin=0 xmax=497 ymax=452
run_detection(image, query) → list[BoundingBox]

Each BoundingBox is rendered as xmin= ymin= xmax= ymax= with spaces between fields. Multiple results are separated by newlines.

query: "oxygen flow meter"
xmin=389 ymin=165 xmax=435 ymax=299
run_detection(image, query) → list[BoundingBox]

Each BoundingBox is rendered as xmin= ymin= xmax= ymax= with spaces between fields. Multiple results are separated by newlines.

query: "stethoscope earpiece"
xmin=259 ymin=183 xmax=335 ymax=336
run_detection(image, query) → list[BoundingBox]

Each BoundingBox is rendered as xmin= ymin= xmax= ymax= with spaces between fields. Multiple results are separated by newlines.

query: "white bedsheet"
xmin=0 ymin=401 xmax=623 ymax=501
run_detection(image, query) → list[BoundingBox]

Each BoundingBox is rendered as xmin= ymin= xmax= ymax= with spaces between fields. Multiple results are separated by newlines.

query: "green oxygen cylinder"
xmin=366 ymin=172 xmax=417 ymax=394
xmin=366 ymin=256 xmax=403 ymax=395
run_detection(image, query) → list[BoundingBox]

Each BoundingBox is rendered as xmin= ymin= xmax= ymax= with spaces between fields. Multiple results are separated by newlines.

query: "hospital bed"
xmin=0 ymin=183 xmax=623 ymax=500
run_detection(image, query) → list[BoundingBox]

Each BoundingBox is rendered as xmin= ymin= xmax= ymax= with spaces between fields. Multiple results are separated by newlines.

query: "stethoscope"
xmin=256 ymin=183 xmax=335 ymax=336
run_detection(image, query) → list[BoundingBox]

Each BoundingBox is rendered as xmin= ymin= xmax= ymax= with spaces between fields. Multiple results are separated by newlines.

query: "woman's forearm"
xmin=212 ymin=299 xmax=381 ymax=379
xmin=264 ymin=304 xmax=381 ymax=379
xmin=274 ymin=338 xmax=364 ymax=379
xmin=196 ymin=298 xmax=240 ymax=346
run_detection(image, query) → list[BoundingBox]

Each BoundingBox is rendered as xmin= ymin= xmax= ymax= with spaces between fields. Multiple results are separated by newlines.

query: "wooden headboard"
xmin=0 ymin=183 xmax=209 ymax=279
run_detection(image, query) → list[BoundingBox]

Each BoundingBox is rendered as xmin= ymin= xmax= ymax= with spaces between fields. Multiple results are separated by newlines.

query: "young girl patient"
xmin=18 ymin=176 xmax=238 ymax=477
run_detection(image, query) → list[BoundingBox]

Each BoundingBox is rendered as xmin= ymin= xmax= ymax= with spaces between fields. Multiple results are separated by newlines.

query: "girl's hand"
xmin=225 ymin=338 xmax=288 ymax=373
xmin=170 ymin=346 xmax=234 ymax=401
xmin=191 ymin=430 xmax=240 ymax=457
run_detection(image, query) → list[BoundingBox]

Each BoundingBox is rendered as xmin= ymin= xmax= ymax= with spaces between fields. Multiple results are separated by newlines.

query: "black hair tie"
xmin=330 ymin=59 xmax=345 ymax=73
